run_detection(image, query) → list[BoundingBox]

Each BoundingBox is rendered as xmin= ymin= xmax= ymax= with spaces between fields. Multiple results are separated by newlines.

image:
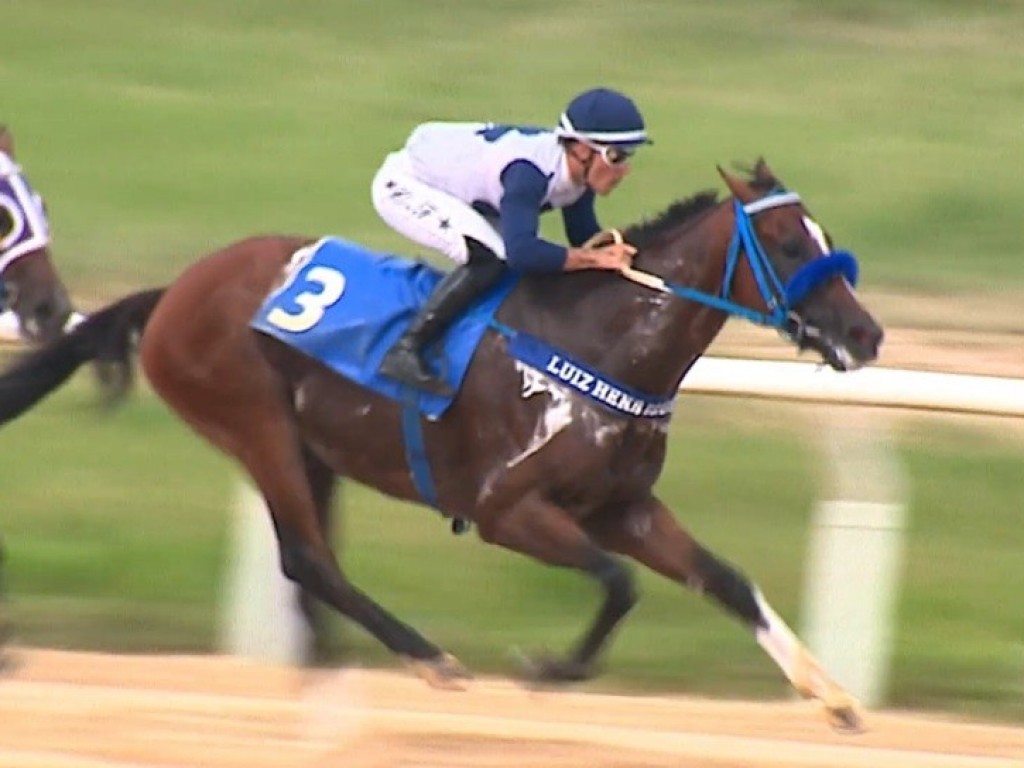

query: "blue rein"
xmin=655 ymin=193 xmax=859 ymax=331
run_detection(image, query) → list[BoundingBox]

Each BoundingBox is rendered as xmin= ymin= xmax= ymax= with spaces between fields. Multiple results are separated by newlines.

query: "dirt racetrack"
xmin=0 ymin=649 xmax=1021 ymax=768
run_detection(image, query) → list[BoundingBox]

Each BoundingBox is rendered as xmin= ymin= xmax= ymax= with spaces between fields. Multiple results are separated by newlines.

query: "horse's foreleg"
xmin=589 ymin=498 xmax=862 ymax=732
xmin=477 ymin=496 xmax=637 ymax=683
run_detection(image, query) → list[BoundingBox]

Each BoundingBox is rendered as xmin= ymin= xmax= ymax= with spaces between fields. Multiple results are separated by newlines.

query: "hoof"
xmin=823 ymin=692 xmax=865 ymax=734
xmin=790 ymin=647 xmax=864 ymax=734
xmin=516 ymin=649 xmax=593 ymax=685
xmin=404 ymin=652 xmax=472 ymax=691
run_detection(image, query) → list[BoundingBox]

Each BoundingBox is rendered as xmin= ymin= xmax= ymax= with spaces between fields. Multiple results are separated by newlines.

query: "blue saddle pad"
xmin=250 ymin=237 xmax=515 ymax=420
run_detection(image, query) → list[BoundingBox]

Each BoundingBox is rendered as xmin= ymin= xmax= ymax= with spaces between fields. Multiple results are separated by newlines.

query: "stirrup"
xmin=380 ymin=346 xmax=454 ymax=397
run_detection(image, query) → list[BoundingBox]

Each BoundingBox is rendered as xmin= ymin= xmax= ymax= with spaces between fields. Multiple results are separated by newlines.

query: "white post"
xmin=803 ymin=409 xmax=907 ymax=708
xmin=220 ymin=481 xmax=310 ymax=665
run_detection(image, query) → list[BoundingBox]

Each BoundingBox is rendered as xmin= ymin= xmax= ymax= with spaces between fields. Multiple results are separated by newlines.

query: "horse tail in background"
xmin=0 ymin=287 xmax=166 ymax=426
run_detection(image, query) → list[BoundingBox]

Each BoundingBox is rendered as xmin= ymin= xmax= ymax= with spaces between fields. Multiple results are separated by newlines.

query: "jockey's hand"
xmin=564 ymin=242 xmax=637 ymax=272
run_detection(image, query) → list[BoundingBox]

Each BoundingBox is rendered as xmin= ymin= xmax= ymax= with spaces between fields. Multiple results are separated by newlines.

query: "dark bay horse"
xmin=0 ymin=160 xmax=882 ymax=730
xmin=0 ymin=126 xmax=78 ymax=345
xmin=0 ymin=125 xmax=82 ymax=668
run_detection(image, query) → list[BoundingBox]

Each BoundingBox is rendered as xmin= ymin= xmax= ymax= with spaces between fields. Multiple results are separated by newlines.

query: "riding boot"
xmin=379 ymin=239 xmax=505 ymax=397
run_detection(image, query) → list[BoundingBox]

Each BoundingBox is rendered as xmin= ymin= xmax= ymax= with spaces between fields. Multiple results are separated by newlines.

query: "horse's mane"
xmin=623 ymin=160 xmax=782 ymax=251
xmin=624 ymin=191 xmax=720 ymax=251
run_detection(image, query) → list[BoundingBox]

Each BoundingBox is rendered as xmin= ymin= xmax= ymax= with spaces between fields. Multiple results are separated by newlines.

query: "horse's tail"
xmin=0 ymin=287 xmax=166 ymax=426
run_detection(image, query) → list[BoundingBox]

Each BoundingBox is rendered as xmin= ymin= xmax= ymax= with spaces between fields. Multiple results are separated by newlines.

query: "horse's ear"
xmin=717 ymin=163 xmax=756 ymax=203
xmin=0 ymin=126 xmax=13 ymax=157
xmin=753 ymin=157 xmax=781 ymax=188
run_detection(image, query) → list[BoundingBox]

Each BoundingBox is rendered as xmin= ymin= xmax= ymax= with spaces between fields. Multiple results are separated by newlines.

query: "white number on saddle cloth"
xmin=266 ymin=264 xmax=347 ymax=333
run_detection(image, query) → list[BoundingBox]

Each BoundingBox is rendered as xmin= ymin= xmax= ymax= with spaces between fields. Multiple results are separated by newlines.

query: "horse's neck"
xmin=498 ymin=208 xmax=731 ymax=396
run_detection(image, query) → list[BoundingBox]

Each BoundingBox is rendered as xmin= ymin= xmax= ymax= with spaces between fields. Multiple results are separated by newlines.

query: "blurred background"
xmin=2 ymin=0 xmax=1022 ymax=725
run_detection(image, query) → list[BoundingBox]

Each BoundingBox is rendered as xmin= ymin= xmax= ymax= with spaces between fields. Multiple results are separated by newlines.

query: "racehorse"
xmin=0 ymin=126 xmax=78 ymax=345
xmin=0 ymin=159 xmax=882 ymax=731
xmin=0 ymin=125 xmax=84 ymax=668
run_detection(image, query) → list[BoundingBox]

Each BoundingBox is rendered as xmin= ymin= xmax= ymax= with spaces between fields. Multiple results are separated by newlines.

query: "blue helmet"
xmin=555 ymin=87 xmax=651 ymax=147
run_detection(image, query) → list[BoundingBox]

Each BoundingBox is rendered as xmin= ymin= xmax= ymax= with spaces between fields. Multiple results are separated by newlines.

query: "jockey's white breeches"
xmin=370 ymin=151 xmax=506 ymax=266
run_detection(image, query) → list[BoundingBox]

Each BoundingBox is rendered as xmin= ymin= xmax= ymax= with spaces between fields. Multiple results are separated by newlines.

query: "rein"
xmin=591 ymin=192 xmax=858 ymax=335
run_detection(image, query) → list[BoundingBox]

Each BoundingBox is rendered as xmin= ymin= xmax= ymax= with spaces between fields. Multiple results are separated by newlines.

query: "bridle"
xmin=597 ymin=191 xmax=860 ymax=344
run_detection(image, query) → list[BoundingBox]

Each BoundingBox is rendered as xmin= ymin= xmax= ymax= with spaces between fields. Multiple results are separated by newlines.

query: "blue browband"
xmin=656 ymin=192 xmax=859 ymax=330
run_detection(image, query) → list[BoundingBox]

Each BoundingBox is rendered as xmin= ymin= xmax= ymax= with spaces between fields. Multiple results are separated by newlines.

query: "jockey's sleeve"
xmin=498 ymin=160 xmax=568 ymax=273
xmin=561 ymin=189 xmax=600 ymax=247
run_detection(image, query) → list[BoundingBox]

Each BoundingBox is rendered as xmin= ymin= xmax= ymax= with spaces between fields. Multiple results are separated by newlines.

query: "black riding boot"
xmin=380 ymin=239 xmax=505 ymax=397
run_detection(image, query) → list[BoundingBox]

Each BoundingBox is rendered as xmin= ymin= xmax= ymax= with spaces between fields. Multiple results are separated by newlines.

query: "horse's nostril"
xmin=849 ymin=325 xmax=883 ymax=358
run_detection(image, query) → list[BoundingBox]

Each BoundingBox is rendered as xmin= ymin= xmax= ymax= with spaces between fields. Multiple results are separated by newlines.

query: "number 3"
xmin=266 ymin=265 xmax=346 ymax=333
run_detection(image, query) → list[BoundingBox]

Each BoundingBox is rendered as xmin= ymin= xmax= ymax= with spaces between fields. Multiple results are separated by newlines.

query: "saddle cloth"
xmin=250 ymin=237 xmax=515 ymax=420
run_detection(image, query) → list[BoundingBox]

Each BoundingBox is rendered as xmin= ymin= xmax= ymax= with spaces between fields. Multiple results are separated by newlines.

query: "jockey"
xmin=372 ymin=86 xmax=651 ymax=397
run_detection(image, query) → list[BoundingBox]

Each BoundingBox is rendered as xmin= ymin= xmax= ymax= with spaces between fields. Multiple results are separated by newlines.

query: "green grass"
xmin=3 ymin=1 xmax=1024 ymax=297
xmin=2 ymin=0 xmax=1023 ymax=724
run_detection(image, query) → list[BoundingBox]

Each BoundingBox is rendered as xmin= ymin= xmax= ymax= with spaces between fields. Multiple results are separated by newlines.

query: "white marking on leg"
xmin=753 ymin=587 xmax=804 ymax=686
xmin=63 ymin=310 xmax=86 ymax=332
xmin=754 ymin=587 xmax=860 ymax=727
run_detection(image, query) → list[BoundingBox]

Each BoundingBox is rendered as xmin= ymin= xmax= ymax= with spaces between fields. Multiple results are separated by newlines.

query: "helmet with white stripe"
xmin=555 ymin=87 xmax=651 ymax=147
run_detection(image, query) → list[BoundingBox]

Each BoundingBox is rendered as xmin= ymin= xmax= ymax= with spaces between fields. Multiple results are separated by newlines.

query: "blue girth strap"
xmin=400 ymin=393 xmax=440 ymax=510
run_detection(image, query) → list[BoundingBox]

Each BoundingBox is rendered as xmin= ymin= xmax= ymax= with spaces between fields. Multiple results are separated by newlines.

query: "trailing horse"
xmin=0 ymin=160 xmax=882 ymax=731
xmin=0 ymin=125 xmax=89 ymax=669
xmin=0 ymin=126 xmax=80 ymax=345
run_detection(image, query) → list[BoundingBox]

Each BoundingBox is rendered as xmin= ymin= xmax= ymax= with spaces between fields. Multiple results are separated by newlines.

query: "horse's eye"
xmin=781 ymin=240 xmax=803 ymax=260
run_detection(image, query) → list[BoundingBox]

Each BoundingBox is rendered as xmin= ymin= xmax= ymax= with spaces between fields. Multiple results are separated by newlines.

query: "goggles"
xmin=586 ymin=142 xmax=635 ymax=167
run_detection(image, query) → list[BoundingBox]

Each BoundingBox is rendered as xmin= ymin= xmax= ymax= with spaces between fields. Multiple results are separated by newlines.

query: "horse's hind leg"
xmin=587 ymin=497 xmax=862 ymax=732
xmin=295 ymin=444 xmax=340 ymax=665
xmin=476 ymin=497 xmax=637 ymax=682
xmin=144 ymin=351 xmax=467 ymax=687
xmin=235 ymin=423 xmax=469 ymax=686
